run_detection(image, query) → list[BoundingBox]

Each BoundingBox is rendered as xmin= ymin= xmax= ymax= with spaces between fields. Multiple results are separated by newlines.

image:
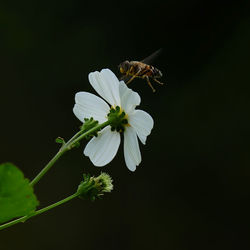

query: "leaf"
xmin=55 ymin=137 xmax=65 ymax=145
xmin=0 ymin=163 xmax=39 ymax=224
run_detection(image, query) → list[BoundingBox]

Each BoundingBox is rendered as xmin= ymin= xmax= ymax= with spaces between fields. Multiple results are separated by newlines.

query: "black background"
xmin=1 ymin=1 xmax=250 ymax=249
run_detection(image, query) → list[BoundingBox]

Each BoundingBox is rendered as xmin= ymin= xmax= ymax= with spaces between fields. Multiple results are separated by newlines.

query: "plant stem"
xmin=29 ymin=149 xmax=67 ymax=187
xmin=30 ymin=120 xmax=111 ymax=187
xmin=0 ymin=192 xmax=79 ymax=231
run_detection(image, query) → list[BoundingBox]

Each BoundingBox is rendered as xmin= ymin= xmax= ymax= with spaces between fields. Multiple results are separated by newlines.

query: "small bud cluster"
xmin=77 ymin=173 xmax=113 ymax=201
xmin=107 ymin=106 xmax=129 ymax=133
xmin=81 ymin=117 xmax=99 ymax=139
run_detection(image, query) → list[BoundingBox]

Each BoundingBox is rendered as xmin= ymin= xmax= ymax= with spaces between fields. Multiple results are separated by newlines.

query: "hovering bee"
xmin=118 ymin=49 xmax=164 ymax=92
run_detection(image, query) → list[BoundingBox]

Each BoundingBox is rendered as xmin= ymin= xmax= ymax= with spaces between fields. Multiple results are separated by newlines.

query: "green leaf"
xmin=0 ymin=163 xmax=39 ymax=224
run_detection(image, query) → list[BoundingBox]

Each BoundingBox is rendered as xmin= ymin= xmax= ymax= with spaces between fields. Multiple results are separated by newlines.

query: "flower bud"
xmin=77 ymin=173 xmax=113 ymax=201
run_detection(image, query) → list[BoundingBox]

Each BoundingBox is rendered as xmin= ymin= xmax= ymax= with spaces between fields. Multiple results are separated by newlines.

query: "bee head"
xmin=118 ymin=60 xmax=130 ymax=74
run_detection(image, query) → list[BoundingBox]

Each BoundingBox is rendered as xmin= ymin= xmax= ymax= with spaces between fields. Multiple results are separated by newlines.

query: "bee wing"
xmin=141 ymin=48 xmax=162 ymax=64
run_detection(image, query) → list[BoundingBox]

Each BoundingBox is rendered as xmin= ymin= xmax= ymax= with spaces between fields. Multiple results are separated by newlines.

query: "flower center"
xmin=107 ymin=106 xmax=129 ymax=133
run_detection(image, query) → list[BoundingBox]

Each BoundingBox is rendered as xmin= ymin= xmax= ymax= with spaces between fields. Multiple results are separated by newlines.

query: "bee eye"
xmin=120 ymin=67 xmax=124 ymax=73
xmin=124 ymin=62 xmax=129 ymax=71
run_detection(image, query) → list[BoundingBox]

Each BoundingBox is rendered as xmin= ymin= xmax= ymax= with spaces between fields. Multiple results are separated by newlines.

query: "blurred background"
xmin=1 ymin=0 xmax=250 ymax=249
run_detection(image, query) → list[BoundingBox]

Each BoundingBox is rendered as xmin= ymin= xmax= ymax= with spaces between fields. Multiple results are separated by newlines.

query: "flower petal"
xmin=88 ymin=69 xmax=121 ymax=107
xmin=123 ymin=126 xmax=141 ymax=171
xmin=84 ymin=127 xmax=121 ymax=166
xmin=119 ymin=81 xmax=141 ymax=114
xmin=73 ymin=92 xmax=110 ymax=123
xmin=129 ymin=110 xmax=154 ymax=144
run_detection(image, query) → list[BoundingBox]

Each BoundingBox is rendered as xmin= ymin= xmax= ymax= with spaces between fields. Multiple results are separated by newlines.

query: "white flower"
xmin=73 ymin=69 xmax=154 ymax=171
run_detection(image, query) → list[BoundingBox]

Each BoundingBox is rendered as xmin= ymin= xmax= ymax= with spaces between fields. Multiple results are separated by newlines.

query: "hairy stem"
xmin=30 ymin=120 xmax=111 ymax=187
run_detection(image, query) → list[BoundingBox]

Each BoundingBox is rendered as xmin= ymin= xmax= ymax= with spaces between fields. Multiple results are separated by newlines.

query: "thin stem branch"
xmin=30 ymin=120 xmax=111 ymax=187
xmin=0 ymin=193 xmax=79 ymax=231
xmin=29 ymin=149 xmax=67 ymax=187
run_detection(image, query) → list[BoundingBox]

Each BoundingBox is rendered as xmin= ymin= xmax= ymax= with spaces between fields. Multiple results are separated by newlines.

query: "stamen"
xmin=107 ymin=106 xmax=129 ymax=133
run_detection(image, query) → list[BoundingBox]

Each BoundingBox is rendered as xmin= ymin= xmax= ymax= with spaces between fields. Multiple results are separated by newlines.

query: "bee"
xmin=118 ymin=49 xmax=164 ymax=92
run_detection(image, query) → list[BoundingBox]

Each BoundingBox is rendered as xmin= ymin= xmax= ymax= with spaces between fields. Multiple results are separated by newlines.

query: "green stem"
xmin=29 ymin=149 xmax=67 ymax=187
xmin=0 ymin=192 xmax=79 ymax=231
xmin=70 ymin=120 xmax=110 ymax=146
xmin=30 ymin=120 xmax=111 ymax=187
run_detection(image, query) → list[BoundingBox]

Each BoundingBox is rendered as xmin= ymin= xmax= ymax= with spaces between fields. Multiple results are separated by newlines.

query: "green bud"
xmin=77 ymin=173 xmax=113 ymax=201
xmin=55 ymin=137 xmax=65 ymax=145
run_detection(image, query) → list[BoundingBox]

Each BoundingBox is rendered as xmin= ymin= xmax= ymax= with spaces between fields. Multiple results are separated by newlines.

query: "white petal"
xmin=123 ymin=126 xmax=141 ymax=171
xmin=88 ymin=69 xmax=121 ymax=107
xmin=129 ymin=110 xmax=154 ymax=144
xmin=119 ymin=81 xmax=141 ymax=113
xmin=84 ymin=127 xmax=120 ymax=166
xmin=73 ymin=92 xmax=109 ymax=123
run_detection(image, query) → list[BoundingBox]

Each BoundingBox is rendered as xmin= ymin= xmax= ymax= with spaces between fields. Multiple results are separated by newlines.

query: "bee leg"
xmin=153 ymin=78 xmax=164 ymax=85
xmin=126 ymin=76 xmax=135 ymax=84
xmin=126 ymin=69 xmax=141 ymax=85
xmin=144 ymin=76 xmax=156 ymax=92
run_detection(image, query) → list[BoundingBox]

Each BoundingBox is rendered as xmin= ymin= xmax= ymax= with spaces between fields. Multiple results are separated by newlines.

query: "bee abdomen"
xmin=137 ymin=65 xmax=151 ymax=77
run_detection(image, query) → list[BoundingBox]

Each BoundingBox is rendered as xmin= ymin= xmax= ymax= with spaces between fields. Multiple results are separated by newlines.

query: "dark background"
xmin=1 ymin=1 xmax=250 ymax=249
